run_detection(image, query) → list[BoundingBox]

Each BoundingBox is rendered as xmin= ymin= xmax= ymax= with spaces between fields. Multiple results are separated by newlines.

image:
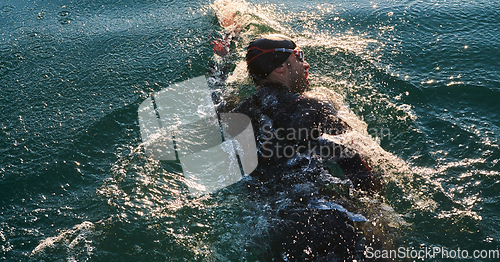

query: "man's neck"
xmin=266 ymin=68 xmax=292 ymax=84
xmin=259 ymin=80 xmax=292 ymax=92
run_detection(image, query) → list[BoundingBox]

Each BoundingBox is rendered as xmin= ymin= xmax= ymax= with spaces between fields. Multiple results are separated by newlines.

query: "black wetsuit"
xmin=233 ymin=82 xmax=377 ymax=192
xmin=232 ymin=82 xmax=383 ymax=261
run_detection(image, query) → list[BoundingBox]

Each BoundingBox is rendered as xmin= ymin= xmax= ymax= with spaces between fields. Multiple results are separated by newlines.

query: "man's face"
xmin=285 ymin=51 xmax=310 ymax=93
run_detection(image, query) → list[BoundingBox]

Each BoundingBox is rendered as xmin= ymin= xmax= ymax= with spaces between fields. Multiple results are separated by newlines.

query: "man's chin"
xmin=298 ymin=81 xmax=309 ymax=93
xmin=304 ymin=73 xmax=310 ymax=89
xmin=291 ymin=77 xmax=310 ymax=93
xmin=303 ymin=77 xmax=310 ymax=90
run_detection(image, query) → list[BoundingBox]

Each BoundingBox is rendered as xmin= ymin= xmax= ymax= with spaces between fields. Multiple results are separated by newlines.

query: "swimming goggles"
xmin=246 ymin=47 xmax=304 ymax=63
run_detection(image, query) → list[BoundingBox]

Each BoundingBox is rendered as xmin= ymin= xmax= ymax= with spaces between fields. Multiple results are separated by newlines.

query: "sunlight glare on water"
xmin=1 ymin=0 xmax=499 ymax=260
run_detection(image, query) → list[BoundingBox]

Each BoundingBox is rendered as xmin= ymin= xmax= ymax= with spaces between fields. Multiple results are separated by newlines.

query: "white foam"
xmin=31 ymin=221 xmax=98 ymax=260
xmin=308 ymin=199 xmax=367 ymax=222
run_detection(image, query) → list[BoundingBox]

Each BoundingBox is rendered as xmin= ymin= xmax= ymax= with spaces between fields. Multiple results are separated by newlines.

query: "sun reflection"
xmin=437 ymin=208 xmax=482 ymax=221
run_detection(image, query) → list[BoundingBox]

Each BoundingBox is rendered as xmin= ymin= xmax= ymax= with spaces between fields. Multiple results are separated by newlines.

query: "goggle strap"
xmin=246 ymin=47 xmax=302 ymax=64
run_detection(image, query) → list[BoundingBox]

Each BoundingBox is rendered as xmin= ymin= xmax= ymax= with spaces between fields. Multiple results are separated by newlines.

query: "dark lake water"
xmin=1 ymin=0 xmax=499 ymax=261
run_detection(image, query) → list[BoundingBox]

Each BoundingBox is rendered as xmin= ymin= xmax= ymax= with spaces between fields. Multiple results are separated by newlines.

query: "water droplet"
xmin=58 ymin=10 xmax=72 ymax=24
xmin=59 ymin=10 xmax=70 ymax=17
xmin=60 ymin=19 xmax=72 ymax=25
xmin=1 ymin=5 xmax=14 ymax=13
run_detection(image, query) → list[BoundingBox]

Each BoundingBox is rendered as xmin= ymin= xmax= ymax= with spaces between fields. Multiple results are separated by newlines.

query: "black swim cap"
xmin=246 ymin=34 xmax=296 ymax=83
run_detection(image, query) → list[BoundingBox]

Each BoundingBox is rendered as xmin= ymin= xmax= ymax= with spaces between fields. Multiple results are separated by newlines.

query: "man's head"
xmin=246 ymin=34 xmax=310 ymax=93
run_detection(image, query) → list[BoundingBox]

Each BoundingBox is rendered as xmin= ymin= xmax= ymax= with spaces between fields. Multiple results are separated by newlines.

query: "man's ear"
xmin=273 ymin=62 xmax=286 ymax=74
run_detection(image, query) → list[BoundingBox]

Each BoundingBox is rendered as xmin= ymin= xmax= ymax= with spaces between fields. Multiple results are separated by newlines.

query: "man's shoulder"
xmin=233 ymin=83 xmax=284 ymax=110
xmin=233 ymin=82 xmax=325 ymax=117
xmin=232 ymin=96 xmax=251 ymax=113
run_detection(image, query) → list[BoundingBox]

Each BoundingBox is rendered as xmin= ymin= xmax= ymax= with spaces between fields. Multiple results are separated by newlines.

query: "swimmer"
xmin=234 ymin=34 xmax=380 ymax=193
xmin=231 ymin=34 xmax=385 ymax=261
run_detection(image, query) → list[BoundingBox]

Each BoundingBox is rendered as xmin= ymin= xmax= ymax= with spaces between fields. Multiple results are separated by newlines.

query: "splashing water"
xmin=2 ymin=0 xmax=499 ymax=260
